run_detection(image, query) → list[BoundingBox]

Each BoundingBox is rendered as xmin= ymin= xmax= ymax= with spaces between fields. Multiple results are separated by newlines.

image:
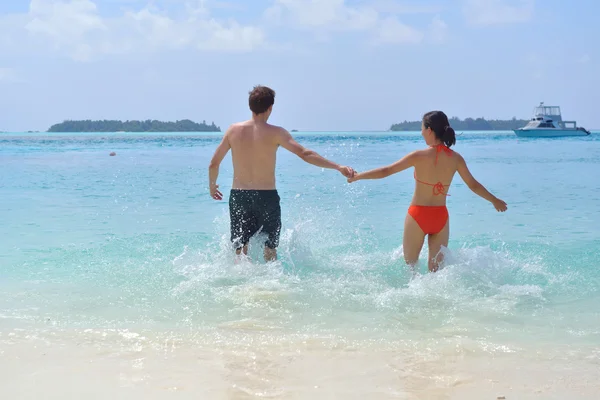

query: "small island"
xmin=390 ymin=117 xmax=529 ymax=131
xmin=48 ymin=119 xmax=221 ymax=133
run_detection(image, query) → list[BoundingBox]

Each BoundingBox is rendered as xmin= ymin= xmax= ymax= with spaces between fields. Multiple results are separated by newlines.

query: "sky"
xmin=0 ymin=0 xmax=598 ymax=132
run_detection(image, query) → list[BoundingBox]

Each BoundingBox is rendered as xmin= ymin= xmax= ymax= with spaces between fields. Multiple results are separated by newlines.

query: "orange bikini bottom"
xmin=408 ymin=205 xmax=448 ymax=235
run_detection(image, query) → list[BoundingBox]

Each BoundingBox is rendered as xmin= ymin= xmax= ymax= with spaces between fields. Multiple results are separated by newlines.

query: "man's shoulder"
xmin=252 ymin=123 xmax=288 ymax=138
xmin=227 ymin=121 xmax=285 ymax=130
xmin=224 ymin=122 xmax=251 ymax=138
xmin=265 ymin=124 xmax=289 ymax=136
xmin=227 ymin=121 xmax=247 ymax=131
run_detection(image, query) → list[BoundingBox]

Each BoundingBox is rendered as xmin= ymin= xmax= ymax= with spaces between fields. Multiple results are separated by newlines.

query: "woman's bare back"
xmin=411 ymin=145 xmax=461 ymax=206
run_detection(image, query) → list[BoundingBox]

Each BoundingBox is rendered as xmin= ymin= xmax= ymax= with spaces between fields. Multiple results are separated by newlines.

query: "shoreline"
xmin=1 ymin=327 xmax=598 ymax=399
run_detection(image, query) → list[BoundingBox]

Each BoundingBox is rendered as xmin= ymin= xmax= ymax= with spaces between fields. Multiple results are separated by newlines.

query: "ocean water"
xmin=1 ymin=131 xmax=600 ymax=399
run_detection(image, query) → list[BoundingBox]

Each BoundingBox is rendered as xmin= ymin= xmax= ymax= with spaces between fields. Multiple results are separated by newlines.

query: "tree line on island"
xmin=390 ymin=117 xmax=529 ymax=131
xmin=47 ymin=119 xmax=221 ymax=132
xmin=44 ymin=116 xmax=530 ymax=133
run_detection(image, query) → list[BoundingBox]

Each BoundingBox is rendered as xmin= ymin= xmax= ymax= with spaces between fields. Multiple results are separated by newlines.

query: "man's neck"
xmin=251 ymin=114 xmax=269 ymax=124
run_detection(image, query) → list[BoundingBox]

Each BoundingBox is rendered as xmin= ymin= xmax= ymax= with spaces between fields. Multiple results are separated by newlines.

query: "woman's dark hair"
xmin=422 ymin=110 xmax=456 ymax=148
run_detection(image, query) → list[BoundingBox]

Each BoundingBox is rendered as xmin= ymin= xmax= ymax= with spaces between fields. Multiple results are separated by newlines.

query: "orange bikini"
xmin=408 ymin=144 xmax=452 ymax=235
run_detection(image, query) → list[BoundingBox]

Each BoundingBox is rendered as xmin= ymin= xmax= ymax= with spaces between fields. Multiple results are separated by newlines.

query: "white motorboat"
xmin=513 ymin=102 xmax=590 ymax=137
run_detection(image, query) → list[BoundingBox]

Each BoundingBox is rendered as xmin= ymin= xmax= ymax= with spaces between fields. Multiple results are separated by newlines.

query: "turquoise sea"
xmin=1 ymin=131 xmax=599 ymax=399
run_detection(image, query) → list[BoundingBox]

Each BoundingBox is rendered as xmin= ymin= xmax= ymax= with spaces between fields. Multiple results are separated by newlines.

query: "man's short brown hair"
xmin=248 ymin=85 xmax=275 ymax=115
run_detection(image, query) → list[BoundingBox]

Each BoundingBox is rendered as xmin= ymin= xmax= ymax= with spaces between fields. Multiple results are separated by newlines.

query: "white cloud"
xmin=25 ymin=0 xmax=107 ymax=61
xmin=2 ymin=0 xmax=266 ymax=61
xmin=463 ymin=0 xmax=534 ymax=26
xmin=26 ymin=0 xmax=106 ymax=39
xmin=428 ymin=15 xmax=448 ymax=43
xmin=196 ymin=20 xmax=265 ymax=52
xmin=0 ymin=0 xmax=439 ymax=61
xmin=265 ymin=0 xmax=379 ymax=32
xmin=207 ymin=1 xmax=247 ymax=11
xmin=120 ymin=7 xmax=264 ymax=53
xmin=375 ymin=16 xmax=423 ymax=44
xmin=367 ymin=0 xmax=444 ymax=15
xmin=265 ymin=0 xmax=424 ymax=45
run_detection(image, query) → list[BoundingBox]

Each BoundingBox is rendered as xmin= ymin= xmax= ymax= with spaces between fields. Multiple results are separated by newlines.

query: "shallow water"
xmin=1 ymin=131 xmax=599 ymax=398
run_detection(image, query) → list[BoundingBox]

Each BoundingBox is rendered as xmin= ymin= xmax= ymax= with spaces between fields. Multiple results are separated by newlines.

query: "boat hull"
xmin=513 ymin=128 xmax=590 ymax=138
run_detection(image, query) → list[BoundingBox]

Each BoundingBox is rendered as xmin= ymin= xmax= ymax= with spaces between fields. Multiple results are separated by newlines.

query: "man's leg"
xmin=264 ymin=246 xmax=277 ymax=262
xmin=236 ymin=245 xmax=249 ymax=257
xmin=229 ymin=190 xmax=256 ymax=259
xmin=260 ymin=191 xmax=281 ymax=263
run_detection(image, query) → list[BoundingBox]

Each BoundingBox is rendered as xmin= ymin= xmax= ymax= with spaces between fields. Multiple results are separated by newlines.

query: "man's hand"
xmin=492 ymin=197 xmax=507 ymax=212
xmin=210 ymin=184 xmax=223 ymax=200
xmin=338 ymin=166 xmax=355 ymax=179
xmin=347 ymin=173 xmax=360 ymax=183
xmin=208 ymin=127 xmax=231 ymax=201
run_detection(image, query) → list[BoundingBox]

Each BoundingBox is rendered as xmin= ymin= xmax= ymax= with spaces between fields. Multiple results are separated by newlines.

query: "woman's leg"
xmin=427 ymin=219 xmax=449 ymax=272
xmin=403 ymin=213 xmax=426 ymax=269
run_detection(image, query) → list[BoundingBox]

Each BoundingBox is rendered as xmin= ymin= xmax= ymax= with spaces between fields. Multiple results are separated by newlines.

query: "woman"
xmin=348 ymin=111 xmax=507 ymax=272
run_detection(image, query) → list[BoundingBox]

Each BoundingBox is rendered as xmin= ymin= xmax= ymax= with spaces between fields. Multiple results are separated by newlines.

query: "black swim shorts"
xmin=229 ymin=189 xmax=281 ymax=250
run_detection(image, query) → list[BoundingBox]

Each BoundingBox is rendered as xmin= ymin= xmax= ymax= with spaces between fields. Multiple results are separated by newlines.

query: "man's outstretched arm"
xmin=277 ymin=128 xmax=354 ymax=178
xmin=208 ymin=128 xmax=232 ymax=200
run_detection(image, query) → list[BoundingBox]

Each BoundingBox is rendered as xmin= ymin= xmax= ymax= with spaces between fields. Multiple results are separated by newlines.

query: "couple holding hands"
xmin=209 ymin=86 xmax=507 ymax=272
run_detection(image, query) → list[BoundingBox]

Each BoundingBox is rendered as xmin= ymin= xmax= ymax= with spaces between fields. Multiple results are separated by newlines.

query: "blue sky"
xmin=0 ymin=0 xmax=597 ymax=131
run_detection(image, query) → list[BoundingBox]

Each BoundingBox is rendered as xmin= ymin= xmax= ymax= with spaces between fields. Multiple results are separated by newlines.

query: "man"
xmin=209 ymin=85 xmax=355 ymax=262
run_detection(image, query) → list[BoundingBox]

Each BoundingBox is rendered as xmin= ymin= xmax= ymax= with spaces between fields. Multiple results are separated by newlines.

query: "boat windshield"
xmin=525 ymin=120 xmax=539 ymax=128
xmin=524 ymin=119 xmax=556 ymax=129
xmin=534 ymin=105 xmax=561 ymax=116
xmin=538 ymin=121 xmax=556 ymax=128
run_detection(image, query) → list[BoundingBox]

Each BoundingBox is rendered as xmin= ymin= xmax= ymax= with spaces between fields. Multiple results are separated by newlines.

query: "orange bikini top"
xmin=413 ymin=144 xmax=453 ymax=196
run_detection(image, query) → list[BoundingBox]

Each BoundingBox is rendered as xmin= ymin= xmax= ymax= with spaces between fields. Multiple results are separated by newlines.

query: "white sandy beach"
xmin=2 ymin=328 xmax=598 ymax=400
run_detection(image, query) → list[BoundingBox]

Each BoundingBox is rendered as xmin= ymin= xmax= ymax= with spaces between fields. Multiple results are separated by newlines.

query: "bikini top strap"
xmin=434 ymin=144 xmax=453 ymax=165
xmin=412 ymin=145 xmax=453 ymax=196
xmin=413 ymin=170 xmax=450 ymax=196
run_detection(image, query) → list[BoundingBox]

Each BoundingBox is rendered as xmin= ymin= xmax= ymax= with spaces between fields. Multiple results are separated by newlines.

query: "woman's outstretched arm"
xmin=348 ymin=151 xmax=418 ymax=182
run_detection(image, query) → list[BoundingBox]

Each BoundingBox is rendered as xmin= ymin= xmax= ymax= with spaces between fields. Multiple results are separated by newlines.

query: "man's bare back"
xmin=228 ymin=120 xmax=283 ymax=190
xmin=208 ymin=85 xmax=354 ymax=261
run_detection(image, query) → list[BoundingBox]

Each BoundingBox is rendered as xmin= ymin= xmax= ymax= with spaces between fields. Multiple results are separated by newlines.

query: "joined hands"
xmin=338 ymin=165 xmax=356 ymax=179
